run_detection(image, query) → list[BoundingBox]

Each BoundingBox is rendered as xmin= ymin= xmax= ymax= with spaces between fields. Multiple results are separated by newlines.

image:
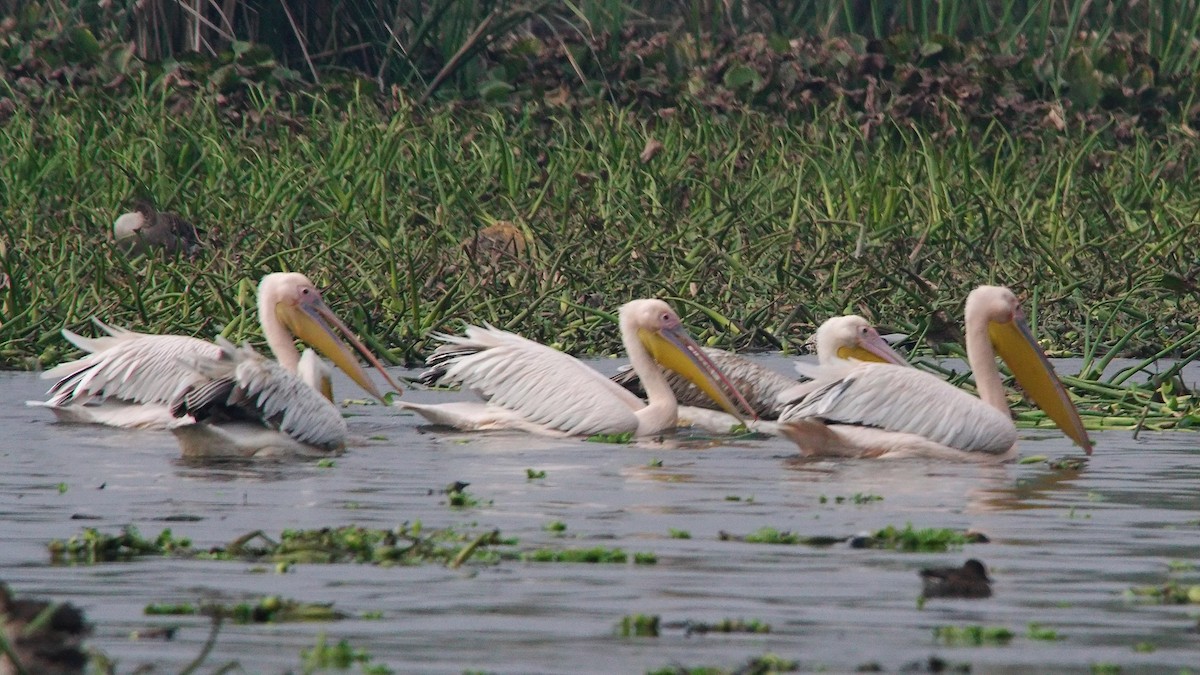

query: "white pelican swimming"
xmin=611 ymin=314 xmax=908 ymax=419
xmin=777 ymin=286 xmax=1092 ymax=461
xmin=168 ymin=338 xmax=351 ymax=459
xmin=29 ymin=273 xmax=402 ymax=431
xmin=397 ymin=299 xmax=755 ymax=436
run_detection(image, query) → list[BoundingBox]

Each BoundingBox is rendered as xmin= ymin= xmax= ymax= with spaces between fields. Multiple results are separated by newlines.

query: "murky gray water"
xmin=2 ymin=357 xmax=1198 ymax=674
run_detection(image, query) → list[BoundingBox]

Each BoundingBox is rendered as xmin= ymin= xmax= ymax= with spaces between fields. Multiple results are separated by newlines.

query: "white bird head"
xmin=620 ymin=299 xmax=758 ymax=422
xmin=258 ymin=272 xmax=404 ymax=401
xmin=815 ymin=315 xmax=908 ymax=366
xmin=967 ymin=285 xmax=1092 ymax=454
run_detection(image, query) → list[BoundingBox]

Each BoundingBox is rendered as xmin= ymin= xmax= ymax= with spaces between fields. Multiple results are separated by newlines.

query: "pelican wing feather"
xmin=171 ymin=339 xmax=347 ymax=452
xmin=43 ymin=321 xmax=218 ymax=407
xmin=420 ymin=325 xmax=643 ymax=436
xmin=778 ymin=363 xmax=1017 ymax=454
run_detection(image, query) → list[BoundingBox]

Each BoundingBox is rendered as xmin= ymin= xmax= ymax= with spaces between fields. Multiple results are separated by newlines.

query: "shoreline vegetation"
xmin=1 ymin=1 xmax=1198 ymax=427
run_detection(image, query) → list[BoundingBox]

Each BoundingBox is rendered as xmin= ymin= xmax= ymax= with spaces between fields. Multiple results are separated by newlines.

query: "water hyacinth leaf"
xmin=1065 ymin=50 xmax=1102 ymax=108
xmin=63 ymin=26 xmax=101 ymax=63
xmin=723 ymin=64 xmax=763 ymax=92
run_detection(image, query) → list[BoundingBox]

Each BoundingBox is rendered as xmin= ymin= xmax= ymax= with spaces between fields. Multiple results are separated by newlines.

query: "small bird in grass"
xmin=919 ymin=559 xmax=992 ymax=599
xmin=0 ymin=582 xmax=90 ymax=675
xmin=111 ymin=200 xmax=202 ymax=257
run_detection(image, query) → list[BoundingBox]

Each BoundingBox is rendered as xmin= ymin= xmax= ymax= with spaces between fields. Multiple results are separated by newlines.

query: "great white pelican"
xmin=29 ymin=273 xmax=402 ymax=432
xmin=777 ymin=285 xmax=1092 ymax=461
xmin=397 ymin=299 xmax=756 ymax=436
xmin=168 ymin=338 xmax=352 ymax=459
xmin=611 ymin=314 xmax=908 ymax=420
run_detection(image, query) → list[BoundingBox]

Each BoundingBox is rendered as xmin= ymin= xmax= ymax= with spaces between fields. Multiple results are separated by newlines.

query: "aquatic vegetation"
xmin=741 ymin=527 xmax=802 ymax=545
xmin=300 ymin=633 xmax=393 ymax=675
xmin=48 ymin=524 xmax=512 ymax=568
xmin=543 ymin=521 xmax=567 ymax=533
xmin=1027 ymin=622 xmax=1063 ymax=641
xmin=520 ymin=546 xmax=655 ymax=564
xmin=647 ymin=653 xmax=798 ymax=675
xmin=144 ymin=596 xmax=348 ymax=623
xmin=48 ymin=527 xmax=192 ymax=564
xmin=442 ymin=482 xmax=488 ymax=508
xmin=1124 ymin=581 xmax=1200 ymax=604
xmin=869 ymin=524 xmax=985 ymax=553
xmin=720 ymin=528 xmax=846 ymax=547
xmin=819 ymin=493 xmax=883 ymax=505
xmin=617 ymin=614 xmax=660 ymax=638
xmin=675 ymin=618 xmax=772 ymax=635
xmin=525 ymin=468 xmax=547 ymax=480
xmin=585 ymin=432 xmax=635 ymax=444
xmin=932 ymin=624 xmax=1015 ymax=646
xmin=668 ymin=528 xmax=692 ymax=539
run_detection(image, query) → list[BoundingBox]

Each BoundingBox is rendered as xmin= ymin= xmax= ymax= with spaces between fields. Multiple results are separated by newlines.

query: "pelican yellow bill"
xmin=989 ymin=315 xmax=1093 ymax=454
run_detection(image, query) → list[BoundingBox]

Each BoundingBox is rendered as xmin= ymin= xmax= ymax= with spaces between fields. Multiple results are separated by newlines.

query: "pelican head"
xmin=259 ymin=273 xmax=404 ymax=401
xmin=815 ymin=315 xmax=908 ymax=365
xmin=967 ymin=285 xmax=1092 ymax=454
xmin=621 ymin=299 xmax=757 ymax=421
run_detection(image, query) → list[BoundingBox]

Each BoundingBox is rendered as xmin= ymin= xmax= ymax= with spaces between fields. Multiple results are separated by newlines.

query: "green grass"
xmin=2 ymin=73 xmax=1198 ymax=427
xmin=3 ymin=88 xmax=1195 ymax=364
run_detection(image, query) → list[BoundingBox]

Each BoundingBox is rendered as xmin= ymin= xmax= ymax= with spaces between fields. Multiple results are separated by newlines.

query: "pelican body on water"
xmin=398 ymin=299 xmax=756 ymax=437
xmin=29 ymin=273 xmax=402 ymax=459
xmin=777 ymin=286 xmax=1092 ymax=461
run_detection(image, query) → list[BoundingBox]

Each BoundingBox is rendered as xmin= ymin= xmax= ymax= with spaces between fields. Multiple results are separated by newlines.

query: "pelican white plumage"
xmin=611 ymin=314 xmax=908 ymax=420
xmin=168 ymin=338 xmax=350 ymax=459
xmin=29 ymin=273 xmax=402 ymax=431
xmin=777 ymin=286 xmax=1092 ymax=461
xmin=397 ymin=299 xmax=755 ymax=436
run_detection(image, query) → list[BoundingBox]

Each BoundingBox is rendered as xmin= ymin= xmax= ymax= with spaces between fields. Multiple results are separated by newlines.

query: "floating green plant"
xmin=521 ymin=546 xmax=655 ymax=564
xmin=932 ymin=625 xmax=1014 ymax=646
xmin=48 ymin=524 xmax=512 ymax=568
xmin=300 ymin=633 xmax=393 ymax=674
xmin=869 ymin=524 xmax=984 ymax=552
xmin=1027 ymin=622 xmax=1062 ymax=641
xmin=647 ymin=653 xmax=798 ymax=675
xmin=586 ymin=432 xmax=634 ymax=444
xmin=617 ymin=613 xmax=660 ymax=637
xmin=525 ymin=468 xmax=547 ymax=479
xmin=1125 ymin=581 xmax=1200 ymax=604
xmin=820 ymin=493 xmax=883 ymax=504
xmin=145 ymin=596 xmax=347 ymax=623
xmin=48 ymin=527 xmax=192 ymax=564
xmin=672 ymin=618 xmax=772 ymax=635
